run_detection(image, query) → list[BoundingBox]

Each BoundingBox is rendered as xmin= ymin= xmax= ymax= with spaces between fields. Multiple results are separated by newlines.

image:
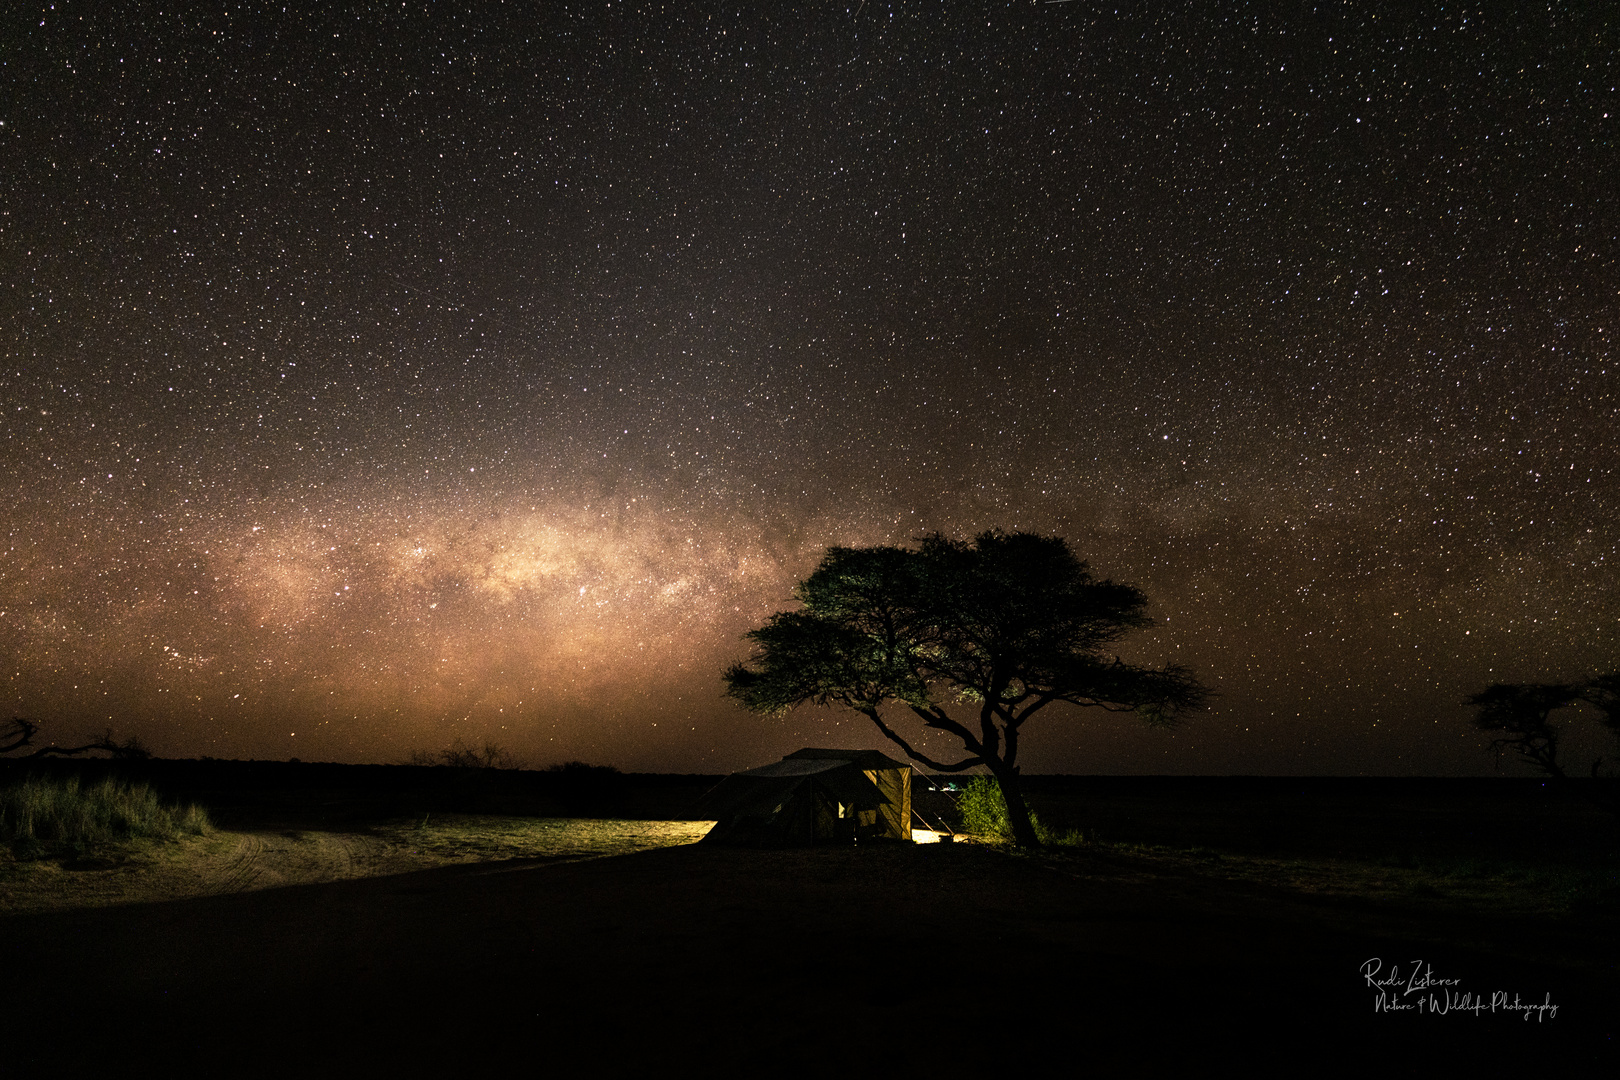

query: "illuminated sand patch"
xmin=375 ymin=815 xmax=716 ymax=866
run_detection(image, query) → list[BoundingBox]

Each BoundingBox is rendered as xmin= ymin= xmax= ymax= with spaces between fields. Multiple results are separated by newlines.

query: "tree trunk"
xmin=989 ymin=762 xmax=1041 ymax=848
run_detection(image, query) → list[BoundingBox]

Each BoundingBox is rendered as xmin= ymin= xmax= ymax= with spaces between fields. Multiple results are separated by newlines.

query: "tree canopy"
xmin=723 ymin=530 xmax=1208 ymax=846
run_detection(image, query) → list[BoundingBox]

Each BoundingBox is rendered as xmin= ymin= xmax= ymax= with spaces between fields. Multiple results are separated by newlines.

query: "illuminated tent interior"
xmin=696 ymin=749 xmax=914 ymax=846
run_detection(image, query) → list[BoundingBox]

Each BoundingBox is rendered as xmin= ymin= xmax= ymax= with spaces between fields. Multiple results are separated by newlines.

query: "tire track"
xmin=212 ymin=833 xmax=264 ymax=894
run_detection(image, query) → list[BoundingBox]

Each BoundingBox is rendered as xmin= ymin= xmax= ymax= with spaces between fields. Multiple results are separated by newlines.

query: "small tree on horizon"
xmin=1465 ymin=683 xmax=1582 ymax=778
xmin=1468 ymin=671 xmax=1620 ymax=784
xmin=722 ymin=530 xmax=1208 ymax=847
xmin=406 ymin=738 xmax=522 ymax=770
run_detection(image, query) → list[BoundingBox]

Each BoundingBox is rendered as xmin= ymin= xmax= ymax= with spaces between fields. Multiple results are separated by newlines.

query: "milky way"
xmin=3 ymin=3 xmax=1616 ymax=773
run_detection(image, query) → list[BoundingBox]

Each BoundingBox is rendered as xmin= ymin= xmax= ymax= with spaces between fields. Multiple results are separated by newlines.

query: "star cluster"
xmin=3 ymin=2 xmax=1615 ymax=772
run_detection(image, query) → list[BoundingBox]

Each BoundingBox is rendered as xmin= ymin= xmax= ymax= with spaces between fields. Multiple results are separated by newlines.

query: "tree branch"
xmin=9 ymin=725 xmax=150 ymax=761
xmin=906 ymin=703 xmax=983 ymax=753
xmin=1 ymin=716 xmax=40 ymax=756
xmin=864 ymin=707 xmax=982 ymax=772
xmin=1010 ymin=693 xmax=1058 ymax=727
xmin=978 ymin=698 xmax=999 ymax=762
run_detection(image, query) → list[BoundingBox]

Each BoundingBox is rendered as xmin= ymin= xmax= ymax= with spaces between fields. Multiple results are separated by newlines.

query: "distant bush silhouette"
xmin=543 ymin=760 xmax=621 ymax=778
xmin=406 ymin=739 xmax=523 ymax=770
xmin=1 ymin=775 xmax=210 ymax=859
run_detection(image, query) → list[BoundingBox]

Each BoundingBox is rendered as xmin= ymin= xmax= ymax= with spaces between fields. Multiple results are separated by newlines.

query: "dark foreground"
xmin=2 ymin=767 xmax=1617 ymax=1073
xmin=4 ymin=842 xmax=1614 ymax=1073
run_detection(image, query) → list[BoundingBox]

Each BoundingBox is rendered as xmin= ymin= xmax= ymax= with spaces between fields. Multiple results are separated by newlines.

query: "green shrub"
xmin=952 ymin=776 xmax=1086 ymax=845
xmin=0 ymin=775 xmax=211 ymax=858
xmin=954 ymin=775 xmax=1043 ymax=841
xmin=957 ymin=775 xmax=1007 ymax=837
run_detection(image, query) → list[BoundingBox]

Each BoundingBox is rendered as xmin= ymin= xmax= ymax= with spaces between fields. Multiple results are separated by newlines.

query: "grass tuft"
xmin=1 ymin=775 xmax=211 ymax=859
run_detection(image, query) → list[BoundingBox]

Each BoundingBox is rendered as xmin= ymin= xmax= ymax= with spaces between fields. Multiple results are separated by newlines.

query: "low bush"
xmin=951 ymin=776 xmax=1088 ymax=846
xmin=956 ymin=775 xmax=1006 ymax=837
xmin=0 ymin=775 xmax=211 ymax=858
xmin=955 ymin=775 xmax=1076 ymax=843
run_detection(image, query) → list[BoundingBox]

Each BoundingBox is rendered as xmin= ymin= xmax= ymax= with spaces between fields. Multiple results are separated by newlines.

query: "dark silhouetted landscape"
xmin=3 ymin=758 xmax=1614 ymax=1072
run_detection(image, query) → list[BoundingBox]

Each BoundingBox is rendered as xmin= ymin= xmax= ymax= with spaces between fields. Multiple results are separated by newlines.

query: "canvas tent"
xmin=697 ymin=748 xmax=914 ymax=846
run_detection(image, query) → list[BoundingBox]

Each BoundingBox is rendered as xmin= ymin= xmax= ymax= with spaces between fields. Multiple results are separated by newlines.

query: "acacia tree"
xmin=1465 ymin=683 xmax=1582 ymax=778
xmin=1468 ymin=672 xmax=1620 ymax=780
xmin=723 ymin=531 xmax=1208 ymax=847
xmin=1578 ymin=673 xmax=1620 ymax=751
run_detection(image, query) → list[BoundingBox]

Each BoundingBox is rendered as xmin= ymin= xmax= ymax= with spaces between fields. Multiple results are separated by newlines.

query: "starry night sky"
xmin=3 ymin=1 xmax=1616 ymax=774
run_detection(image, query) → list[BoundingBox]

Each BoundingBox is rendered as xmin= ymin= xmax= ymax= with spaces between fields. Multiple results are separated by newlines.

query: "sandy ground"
xmin=0 ymin=816 xmax=712 ymax=916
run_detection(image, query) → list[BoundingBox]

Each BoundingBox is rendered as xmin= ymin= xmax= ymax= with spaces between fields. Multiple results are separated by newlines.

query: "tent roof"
xmin=695 ymin=756 xmax=890 ymax=819
xmin=737 ymin=757 xmax=858 ymax=779
xmin=782 ymin=747 xmax=912 ymax=772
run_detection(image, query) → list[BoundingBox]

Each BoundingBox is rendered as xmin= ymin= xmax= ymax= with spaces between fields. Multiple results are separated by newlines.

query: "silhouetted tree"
xmin=1578 ymin=673 xmax=1620 ymax=754
xmin=0 ymin=717 xmax=150 ymax=760
xmin=1465 ymin=683 xmax=1582 ymax=778
xmin=0 ymin=717 xmax=39 ymax=756
xmin=724 ymin=531 xmax=1208 ymax=847
xmin=1578 ymin=673 xmax=1620 ymax=813
xmin=1469 ymin=672 xmax=1620 ymax=816
xmin=1467 ymin=671 xmax=1620 ymax=807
